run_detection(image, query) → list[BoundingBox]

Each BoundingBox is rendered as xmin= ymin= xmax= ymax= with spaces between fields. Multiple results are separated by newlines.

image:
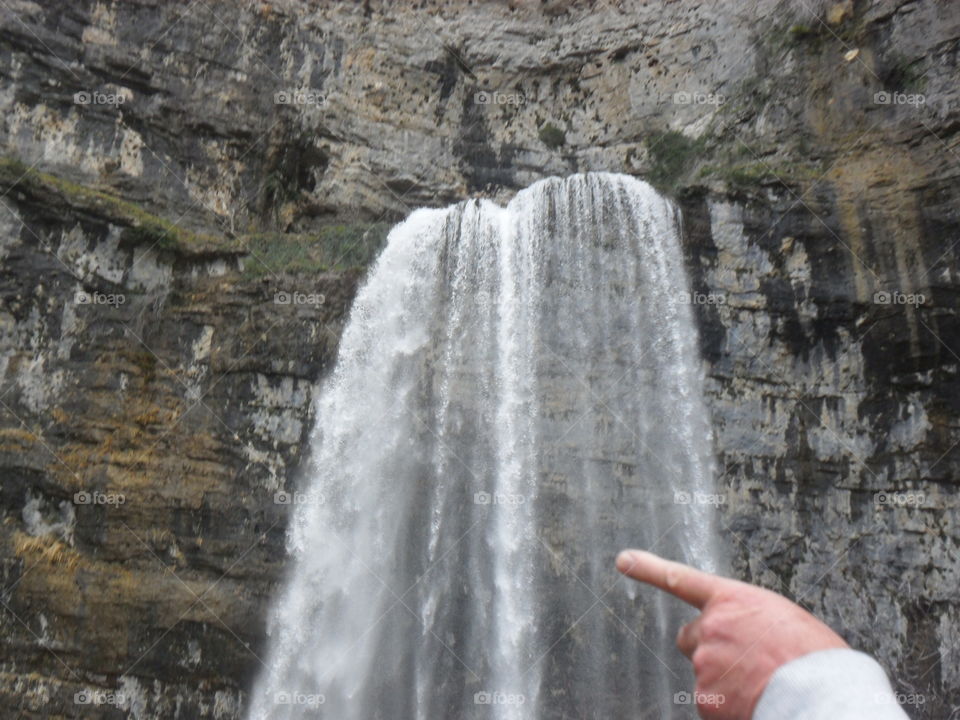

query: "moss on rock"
xmin=240 ymin=222 xmax=392 ymax=277
xmin=0 ymin=156 xmax=231 ymax=255
xmin=538 ymin=122 xmax=566 ymax=149
xmin=644 ymin=131 xmax=708 ymax=192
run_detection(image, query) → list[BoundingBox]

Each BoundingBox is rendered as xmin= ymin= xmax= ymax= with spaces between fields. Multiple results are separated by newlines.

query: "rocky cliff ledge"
xmin=0 ymin=0 xmax=958 ymax=717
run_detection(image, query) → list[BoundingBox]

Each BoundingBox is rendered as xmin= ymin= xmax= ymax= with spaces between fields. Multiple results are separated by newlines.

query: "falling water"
xmin=248 ymin=173 xmax=722 ymax=720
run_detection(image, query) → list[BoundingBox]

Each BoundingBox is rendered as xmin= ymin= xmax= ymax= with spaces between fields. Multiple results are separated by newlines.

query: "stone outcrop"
xmin=0 ymin=0 xmax=958 ymax=717
xmin=0 ymin=156 xmax=373 ymax=716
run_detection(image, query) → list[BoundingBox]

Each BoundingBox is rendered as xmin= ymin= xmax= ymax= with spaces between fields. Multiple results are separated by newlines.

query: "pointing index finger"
xmin=616 ymin=549 xmax=726 ymax=610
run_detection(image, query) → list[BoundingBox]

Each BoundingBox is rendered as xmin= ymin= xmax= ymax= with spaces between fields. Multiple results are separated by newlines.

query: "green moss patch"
xmin=644 ymin=131 xmax=709 ymax=191
xmin=240 ymin=222 xmax=392 ymax=277
xmin=538 ymin=122 xmax=566 ymax=150
xmin=0 ymin=156 xmax=230 ymax=255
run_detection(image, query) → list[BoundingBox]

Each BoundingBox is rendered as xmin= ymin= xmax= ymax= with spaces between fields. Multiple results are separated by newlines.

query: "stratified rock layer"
xmin=0 ymin=0 xmax=958 ymax=717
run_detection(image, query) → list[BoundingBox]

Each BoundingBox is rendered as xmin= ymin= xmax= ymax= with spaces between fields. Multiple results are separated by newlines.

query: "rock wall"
xmin=0 ymin=0 xmax=958 ymax=717
xmin=0 ymin=157 xmax=368 ymax=716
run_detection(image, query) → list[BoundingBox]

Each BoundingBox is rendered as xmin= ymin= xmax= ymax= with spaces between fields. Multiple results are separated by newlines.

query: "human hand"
xmin=616 ymin=549 xmax=849 ymax=719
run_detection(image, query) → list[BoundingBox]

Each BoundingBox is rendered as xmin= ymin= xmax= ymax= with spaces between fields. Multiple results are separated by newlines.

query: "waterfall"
xmin=248 ymin=173 xmax=723 ymax=720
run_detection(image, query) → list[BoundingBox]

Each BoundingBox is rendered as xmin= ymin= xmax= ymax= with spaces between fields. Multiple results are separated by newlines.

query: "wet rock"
xmin=0 ymin=0 xmax=958 ymax=717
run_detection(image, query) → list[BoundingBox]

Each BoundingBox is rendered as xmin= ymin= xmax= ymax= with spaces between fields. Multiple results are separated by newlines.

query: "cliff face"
xmin=0 ymin=0 xmax=958 ymax=717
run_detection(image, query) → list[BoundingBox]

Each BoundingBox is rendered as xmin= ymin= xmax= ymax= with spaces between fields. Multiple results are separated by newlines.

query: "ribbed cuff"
xmin=753 ymin=649 xmax=912 ymax=720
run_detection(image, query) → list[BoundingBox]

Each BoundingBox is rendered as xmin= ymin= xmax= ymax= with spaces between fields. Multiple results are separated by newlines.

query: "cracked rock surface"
xmin=0 ymin=0 xmax=958 ymax=717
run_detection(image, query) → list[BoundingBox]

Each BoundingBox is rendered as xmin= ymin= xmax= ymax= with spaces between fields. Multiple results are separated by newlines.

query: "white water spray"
xmin=249 ymin=173 xmax=722 ymax=719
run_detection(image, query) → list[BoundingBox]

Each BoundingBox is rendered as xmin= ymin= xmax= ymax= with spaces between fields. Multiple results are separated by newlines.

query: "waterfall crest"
xmin=249 ymin=173 xmax=722 ymax=719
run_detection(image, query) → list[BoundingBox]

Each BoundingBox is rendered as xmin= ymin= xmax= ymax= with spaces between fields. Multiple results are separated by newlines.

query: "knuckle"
xmin=698 ymin=613 xmax=720 ymax=641
xmin=691 ymin=647 xmax=711 ymax=676
xmin=709 ymin=587 xmax=741 ymax=606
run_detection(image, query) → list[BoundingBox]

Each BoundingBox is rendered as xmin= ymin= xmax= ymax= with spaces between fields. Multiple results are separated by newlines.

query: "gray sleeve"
xmin=752 ymin=648 xmax=912 ymax=720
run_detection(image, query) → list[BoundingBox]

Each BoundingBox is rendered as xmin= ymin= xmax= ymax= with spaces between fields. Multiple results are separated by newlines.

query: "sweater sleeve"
xmin=752 ymin=648 xmax=913 ymax=720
